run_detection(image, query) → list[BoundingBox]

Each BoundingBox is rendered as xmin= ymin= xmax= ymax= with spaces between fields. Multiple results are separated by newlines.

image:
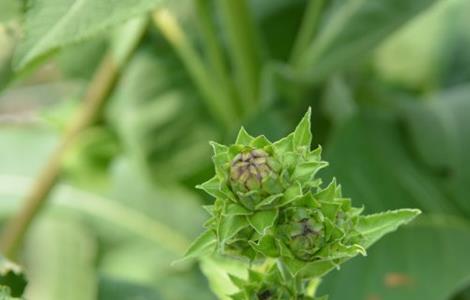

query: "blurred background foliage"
xmin=0 ymin=0 xmax=470 ymax=299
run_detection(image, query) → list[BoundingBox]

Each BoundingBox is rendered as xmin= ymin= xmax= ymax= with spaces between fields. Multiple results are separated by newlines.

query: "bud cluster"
xmin=184 ymin=109 xmax=421 ymax=300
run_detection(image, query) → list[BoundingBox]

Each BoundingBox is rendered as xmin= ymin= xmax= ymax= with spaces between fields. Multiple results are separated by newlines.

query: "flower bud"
xmin=279 ymin=208 xmax=325 ymax=261
xmin=229 ymin=149 xmax=281 ymax=209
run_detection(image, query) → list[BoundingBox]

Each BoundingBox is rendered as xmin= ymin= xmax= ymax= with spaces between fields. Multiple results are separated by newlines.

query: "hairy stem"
xmin=153 ymin=9 xmax=238 ymax=127
xmin=290 ymin=0 xmax=325 ymax=65
xmin=218 ymin=0 xmax=261 ymax=113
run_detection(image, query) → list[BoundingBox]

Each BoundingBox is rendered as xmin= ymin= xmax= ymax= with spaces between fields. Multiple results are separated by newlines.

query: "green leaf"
xmin=247 ymin=210 xmax=278 ymax=234
xmin=210 ymin=141 xmax=229 ymax=156
xmin=235 ymin=127 xmax=255 ymax=145
xmin=196 ymin=176 xmax=224 ymax=199
xmin=13 ymin=0 xmax=166 ymax=69
xmin=402 ymin=85 xmax=470 ymax=217
xmin=299 ymin=0 xmax=438 ymax=80
xmin=224 ymin=203 xmax=252 ymax=216
xmin=0 ymin=286 xmax=19 ymax=300
xmin=358 ymin=209 xmax=421 ymax=248
xmin=249 ymin=235 xmax=280 ymax=258
xmin=181 ymin=230 xmax=217 ymax=261
xmin=293 ymin=107 xmax=312 ymax=150
xmin=106 ymin=47 xmax=216 ymax=181
xmin=272 ymin=133 xmax=294 ymax=153
xmin=0 ymin=1 xmax=21 ymax=22
xmin=319 ymin=217 xmax=470 ymax=300
xmin=250 ymin=135 xmax=272 ymax=149
xmin=0 ymin=256 xmax=26 ymax=298
xmin=23 ymin=216 xmax=97 ymax=300
xmin=323 ymin=114 xmax=459 ymax=214
xmin=219 ymin=215 xmax=249 ymax=242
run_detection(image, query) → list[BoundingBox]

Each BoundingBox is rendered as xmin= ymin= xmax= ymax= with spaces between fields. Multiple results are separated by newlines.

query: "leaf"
xmin=0 ymin=256 xmax=27 ymax=297
xmin=14 ymin=0 xmax=166 ymax=69
xmin=106 ymin=47 xmax=216 ymax=181
xmin=22 ymin=216 xmax=97 ymax=300
xmin=219 ymin=215 xmax=249 ymax=242
xmin=323 ymin=113 xmax=459 ymax=215
xmin=0 ymin=1 xmax=21 ymax=22
xmin=98 ymin=276 xmax=162 ymax=300
xmin=199 ymin=256 xmax=248 ymax=300
xmin=235 ymin=127 xmax=255 ymax=145
xmin=272 ymin=133 xmax=294 ymax=153
xmin=249 ymin=235 xmax=280 ymax=258
xmin=182 ymin=230 xmax=217 ymax=261
xmin=196 ymin=176 xmax=224 ymax=199
xmin=358 ymin=209 xmax=421 ymax=248
xmin=247 ymin=210 xmax=278 ymax=234
xmin=299 ymin=0 xmax=438 ymax=80
xmin=402 ymin=85 xmax=470 ymax=217
xmin=0 ymin=286 xmax=19 ymax=300
xmin=293 ymin=107 xmax=312 ymax=150
xmin=319 ymin=217 xmax=470 ymax=300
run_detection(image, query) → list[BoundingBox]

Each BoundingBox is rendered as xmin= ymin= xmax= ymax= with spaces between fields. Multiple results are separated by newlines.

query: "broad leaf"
xmin=299 ymin=0 xmax=437 ymax=80
xmin=320 ymin=218 xmax=470 ymax=300
xmin=357 ymin=209 xmax=421 ymax=247
xmin=402 ymin=85 xmax=470 ymax=217
xmin=14 ymin=0 xmax=166 ymax=69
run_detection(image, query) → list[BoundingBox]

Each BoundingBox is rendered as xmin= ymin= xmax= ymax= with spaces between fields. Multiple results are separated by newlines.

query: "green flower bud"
xmin=229 ymin=149 xmax=282 ymax=209
xmin=279 ymin=207 xmax=326 ymax=261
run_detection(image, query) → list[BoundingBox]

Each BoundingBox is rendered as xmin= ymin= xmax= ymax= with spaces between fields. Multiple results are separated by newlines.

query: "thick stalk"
xmin=218 ymin=0 xmax=261 ymax=113
xmin=290 ymin=0 xmax=325 ymax=66
xmin=153 ymin=9 xmax=238 ymax=127
xmin=0 ymin=54 xmax=118 ymax=259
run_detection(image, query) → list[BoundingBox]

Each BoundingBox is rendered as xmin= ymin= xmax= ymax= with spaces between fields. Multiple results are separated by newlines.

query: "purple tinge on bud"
xmin=230 ymin=149 xmax=273 ymax=192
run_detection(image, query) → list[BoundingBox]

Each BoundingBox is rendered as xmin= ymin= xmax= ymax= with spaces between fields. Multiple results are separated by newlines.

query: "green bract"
xmin=184 ymin=109 xmax=421 ymax=299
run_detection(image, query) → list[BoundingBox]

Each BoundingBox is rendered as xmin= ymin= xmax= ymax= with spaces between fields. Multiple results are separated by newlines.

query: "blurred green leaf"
xmin=299 ymin=0 xmax=437 ymax=81
xmin=13 ymin=0 xmax=164 ymax=69
xmin=106 ymin=46 xmax=217 ymax=181
xmin=23 ymin=216 xmax=97 ymax=300
xmin=402 ymin=85 xmax=470 ymax=217
xmin=0 ymin=286 xmax=19 ymax=300
xmin=323 ymin=113 xmax=458 ymax=215
xmin=319 ymin=217 xmax=470 ymax=300
xmin=0 ymin=1 xmax=21 ymax=22
xmin=98 ymin=276 xmax=162 ymax=300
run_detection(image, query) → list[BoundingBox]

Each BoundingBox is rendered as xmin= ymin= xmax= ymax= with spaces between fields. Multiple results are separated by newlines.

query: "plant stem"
xmin=218 ymin=0 xmax=261 ymax=113
xmin=0 ymin=17 xmax=147 ymax=259
xmin=290 ymin=0 xmax=325 ymax=65
xmin=0 ymin=54 xmax=118 ymax=259
xmin=152 ymin=9 xmax=238 ymax=127
xmin=195 ymin=0 xmax=241 ymax=115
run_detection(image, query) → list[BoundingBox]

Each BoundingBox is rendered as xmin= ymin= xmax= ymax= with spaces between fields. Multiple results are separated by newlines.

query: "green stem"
xmin=153 ymin=9 xmax=238 ymax=127
xmin=0 ymin=54 xmax=119 ymax=259
xmin=194 ymin=0 xmax=241 ymax=115
xmin=290 ymin=0 xmax=325 ymax=66
xmin=218 ymin=0 xmax=261 ymax=113
xmin=0 ymin=20 xmax=146 ymax=259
